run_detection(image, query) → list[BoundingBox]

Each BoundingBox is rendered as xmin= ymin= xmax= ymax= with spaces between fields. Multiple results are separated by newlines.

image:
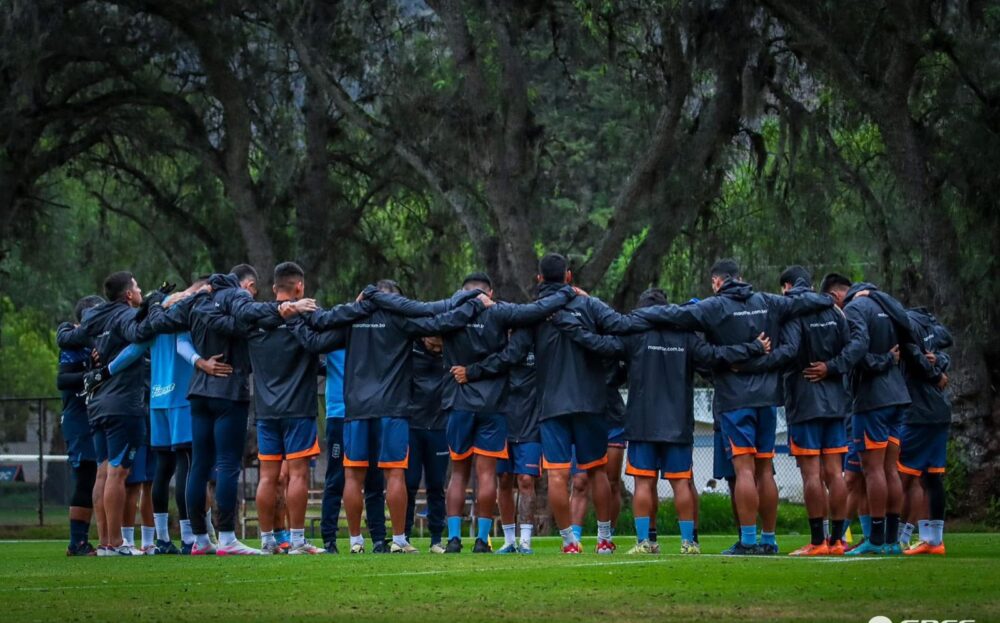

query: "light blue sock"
xmin=477 ymin=517 xmax=492 ymax=542
xmin=447 ymin=516 xmax=462 ymax=540
xmin=679 ymin=520 xmax=695 ymax=543
xmin=740 ymin=525 xmax=757 ymax=546
xmin=571 ymin=524 xmax=583 ymax=541
xmin=760 ymin=531 xmax=776 ymax=546
xmin=634 ymin=517 xmax=650 ymax=543
xmin=859 ymin=515 xmax=872 ymax=539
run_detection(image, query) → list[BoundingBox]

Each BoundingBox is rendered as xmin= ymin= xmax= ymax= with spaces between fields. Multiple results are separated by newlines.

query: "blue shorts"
xmin=626 ymin=442 xmax=693 ymax=480
xmin=126 ymin=445 xmax=157 ymax=484
xmin=258 ymin=417 xmax=320 ymax=462
xmin=61 ymin=412 xmax=96 ymax=468
xmin=92 ymin=416 xmax=145 ymax=469
xmin=344 ymin=417 xmax=409 ymax=469
xmin=897 ymin=423 xmax=949 ymax=477
xmin=607 ymin=426 xmax=626 ymax=448
xmin=720 ymin=406 xmax=777 ymax=460
xmin=497 ymin=441 xmax=542 ymax=477
xmin=788 ymin=419 xmax=850 ymax=457
xmin=843 ymin=417 xmax=862 ymax=473
xmin=713 ymin=429 xmax=734 ymax=479
xmin=446 ymin=410 xmax=507 ymax=461
xmin=541 ymin=413 xmax=608 ymax=471
xmin=853 ymin=406 xmax=904 ymax=451
xmin=151 ymin=405 xmax=193 ymax=449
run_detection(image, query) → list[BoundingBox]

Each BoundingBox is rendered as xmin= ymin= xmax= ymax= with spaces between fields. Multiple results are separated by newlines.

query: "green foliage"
xmin=0 ymin=297 xmax=57 ymax=398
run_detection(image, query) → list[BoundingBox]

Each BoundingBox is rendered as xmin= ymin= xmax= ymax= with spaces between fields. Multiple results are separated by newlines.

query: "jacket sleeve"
xmin=690 ymin=333 xmax=767 ymax=369
xmin=115 ymin=304 xmax=175 ymax=343
xmin=932 ymin=321 xmax=954 ymax=350
xmin=56 ymin=370 xmax=85 ymax=392
xmin=288 ymin=319 xmax=347 ymax=354
xmin=493 ymin=286 xmax=575 ymax=327
xmin=466 ymin=329 xmax=533 ymax=381
xmin=732 ymin=320 xmax=799 ymax=373
xmin=867 ymin=291 xmax=922 ymax=348
xmin=902 ymin=342 xmax=941 ymax=382
xmin=201 ymin=296 xmax=246 ymax=338
xmin=629 ymin=302 xmax=706 ymax=333
xmin=368 ymin=288 xmax=480 ymax=317
xmin=226 ymin=291 xmax=281 ymax=325
xmin=766 ymin=291 xmax=834 ymax=322
xmin=825 ymin=304 xmax=869 ymax=376
xmin=306 ymin=300 xmax=375 ymax=331
xmin=400 ymin=299 xmax=484 ymax=337
xmin=108 ymin=341 xmax=151 ymax=375
xmin=551 ymin=310 xmax=626 ymax=358
xmin=935 ymin=352 xmax=952 ymax=374
xmin=56 ymin=322 xmax=90 ymax=349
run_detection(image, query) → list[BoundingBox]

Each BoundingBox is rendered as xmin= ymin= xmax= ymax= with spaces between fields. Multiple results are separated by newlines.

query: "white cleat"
xmin=287 ymin=541 xmax=325 ymax=555
xmin=216 ymin=540 xmax=263 ymax=556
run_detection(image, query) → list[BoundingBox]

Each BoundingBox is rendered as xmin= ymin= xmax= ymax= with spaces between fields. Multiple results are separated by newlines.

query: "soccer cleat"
xmin=472 ymin=538 xmax=492 ymax=553
xmin=324 ymin=541 xmax=339 ymax=554
xmin=844 ymin=540 xmax=883 ymax=556
xmin=155 ymin=539 xmax=180 ymax=555
xmin=882 ymin=543 xmax=903 ymax=556
xmin=444 ymin=537 xmax=463 ymax=553
xmin=429 ymin=542 xmax=447 ymax=554
xmin=349 ymin=542 xmax=365 ymax=554
xmin=96 ymin=545 xmax=112 ymax=557
xmin=626 ymin=540 xmax=653 ymax=555
xmin=67 ymin=541 xmax=97 ymax=556
xmin=140 ymin=544 xmax=158 ymax=556
xmin=519 ymin=545 xmax=534 ymax=555
xmin=261 ymin=541 xmax=284 ymax=555
xmin=216 ymin=540 xmax=262 ymax=556
xmin=562 ymin=542 xmax=582 ymax=554
xmin=180 ymin=542 xmax=194 ymax=555
xmin=844 ymin=537 xmax=867 ymax=553
xmin=789 ymin=543 xmax=830 ymax=557
xmin=721 ymin=542 xmax=759 ymax=556
xmin=494 ymin=543 xmax=520 ymax=554
xmin=596 ymin=539 xmax=616 ymax=555
xmin=680 ymin=540 xmax=701 ymax=555
xmin=903 ymin=541 xmax=945 ymax=556
xmin=105 ymin=545 xmax=134 ymax=556
xmin=826 ymin=540 xmax=846 ymax=556
xmin=648 ymin=541 xmax=661 ymax=554
xmin=390 ymin=541 xmax=419 ymax=554
xmin=288 ymin=541 xmax=325 ymax=555
xmin=371 ymin=540 xmax=389 ymax=554
xmin=758 ymin=543 xmax=779 ymax=556
xmin=125 ymin=545 xmax=144 ymax=556
xmin=276 ymin=530 xmax=291 ymax=550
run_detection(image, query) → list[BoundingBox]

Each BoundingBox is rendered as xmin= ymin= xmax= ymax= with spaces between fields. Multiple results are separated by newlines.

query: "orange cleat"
xmin=903 ymin=541 xmax=945 ymax=556
xmin=826 ymin=540 xmax=846 ymax=556
xmin=789 ymin=542 xmax=830 ymax=556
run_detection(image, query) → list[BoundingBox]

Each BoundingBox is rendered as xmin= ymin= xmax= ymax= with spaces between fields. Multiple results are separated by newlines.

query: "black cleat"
xmin=371 ymin=540 xmax=388 ymax=554
xmin=758 ymin=543 xmax=779 ymax=556
xmin=66 ymin=541 xmax=97 ymax=556
xmin=444 ymin=537 xmax=463 ymax=553
xmin=155 ymin=539 xmax=180 ymax=555
xmin=721 ymin=541 xmax=760 ymax=556
xmin=324 ymin=541 xmax=339 ymax=554
xmin=472 ymin=538 xmax=492 ymax=553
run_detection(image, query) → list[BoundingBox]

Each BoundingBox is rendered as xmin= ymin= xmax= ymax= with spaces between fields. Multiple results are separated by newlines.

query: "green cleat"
xmin=680 ymin=540 xmax=701 ymax=555
xmin=626 ymin=540 xmax=654 ymax=555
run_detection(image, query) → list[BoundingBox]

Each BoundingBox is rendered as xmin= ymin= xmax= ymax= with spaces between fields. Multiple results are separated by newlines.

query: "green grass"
xmin=2 ymin=535 xmax=999 ymax=622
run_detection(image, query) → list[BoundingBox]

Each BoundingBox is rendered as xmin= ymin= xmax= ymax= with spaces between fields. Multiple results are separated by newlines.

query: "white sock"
xmin=291 ymin=528 xmax=305 ymax=547
xmin=559 ymin=527 xmax=575 ymax=546
xmin=261 ymin=530 xmax=275 ymax=546
xmin=823 ymin=519 xmax=830 ymax=539
xmin=929 ymin=519 xmax=945 ymax=546
xmin=205 ymin=510 xmax=216 ymax=538
xmin=392 ymin=533 xmax=408 ymax=547
xmin=597 ymin=520 xmax=612 ymax=541
xmin=179 ymin=519 xmax=194 ymax=545
xmin=141 ymin=525 xmax=155 ymax=548
xmin=350 ymin=534 xmax=364 ymax=547
xmin=195 ymin=533 xmax=211 ymax=548
xmin=219 ymin=530 xmax=237 ymax=546
xmin=154 ymin=513 xmax=170 ymax=541
xmin=900 ymin=522 xmax=915 ymax=545
xmin=502 ymin=523 xmax=516 ymax=546
xmin=519 ymin=523 xmax=534 ymax=548
xmin=121 ymin=526 xmax=135 ymax=546
xmin=918 ymin=519 xmax=932 ymax=543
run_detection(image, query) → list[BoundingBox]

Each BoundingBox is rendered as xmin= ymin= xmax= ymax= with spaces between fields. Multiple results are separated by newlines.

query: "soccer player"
xmin=738 ymin=267 xmax=852 ymax=555
xmin=554 ymin=287 xmax=768 ymax=554
xmin=404 ymin=336 xmax=450 ymax=553
xmin=898 ymin=307 xmax=952 ymax=555
xmin=122 ymin=437 xmax=156 ymax=554
xmin=56 ymin=295 xmax=104 ymax=555
xmin=811 ymin=276 xmax=914 ymax=555
xmin=368 ymin=272 xmax=575 ymax=554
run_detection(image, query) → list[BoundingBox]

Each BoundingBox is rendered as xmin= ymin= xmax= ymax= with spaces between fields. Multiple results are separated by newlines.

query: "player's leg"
xmin=139 ymin=477 xmax=155 ymax=554
xmin=362 ymin=419 xmax=387 ymax=551
xmin=321 ymin=417 xmax=345 ymax=552
xmin=624 ymin=441 xmax=657 ymax=553
xmin=64 ymin=413 xmax=98 ymax=555
xmin=496 ymin=465 xmax=517 ymax=553
xmin=186 ymin=398 xmax=216 ymax=553
xmin=342 ymin=418 xmax=371 ymax=553
xmin=104 ymin=415 xmax=144 ymax=554
xmin=606 ymin=443 xmax=625 ymax=536
xmin=789 ymin=421 xmax=825 ymax=554
xmin=256 ymin=457 xmax=281 ymax=552
xmin=721 ymin=408 xmax=760 ymax=554
xmin=122 ymin=479 xmax=140 ymax=551
xmin=213 ymin=399 xmax=258 ymax=555
xmin=93 ymin=458 xmax=109 ymax=549
xmin=541 ymin=415 xmax=577 ymax=552
xmin=754 ymin=407 xmax=779 ymax=553
xmin=575 ymin=413 xmax=612 ymax=552
xmin=273 ymin=461 xmax=289 ymax=548
xmin=404 ymin=427 xmax=426 ymax=543
xmin=424 ymin=428 xmax=449 ymax=551
xmin=904 ymin=422 xmax=948 ymax=555
xmin=664 ymin=443 xmax=697 ymax=554
xmin=378 ymin=417 xmax=415 ymax=552
xmin=173 ymin=448 xmax=192 ymax=551
xmin=849 ymin=408 xmax=892 ymax=554
xmin=516 ymin=471 xmax=537 ymax=553
xmin=570 ymin=468 xmax=588 ymax=542
xmin=822 ymin=452 xmax=848 ymax=552
xmin=471 ymin=412 xmax=507 ymax=552
xmin=280 ymin=416 xmax=321 ymax=554
xmin=883 ymin=411 xmax=905 ymax=553
xmin=444 ymin=410 xmax=475 ymax=551
xmin=150 ymin=407 xmax=176 ymax=552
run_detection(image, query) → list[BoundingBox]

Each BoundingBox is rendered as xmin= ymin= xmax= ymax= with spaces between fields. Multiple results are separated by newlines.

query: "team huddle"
xmin=55 ymin=253 xmax=953 ymax=557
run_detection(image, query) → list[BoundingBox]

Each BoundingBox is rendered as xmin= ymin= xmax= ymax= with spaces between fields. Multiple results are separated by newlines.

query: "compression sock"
xmin=859 ymin=514 xmax=872 ymax=540
xmin=70 ymin=519 xmax=89 ymax=547
xmin=502 ymin=523 xmax=516 ymax=546
xmin=519 ymin=524 xmax=534 ymax=549
xmin=154 ymin=512 xmax=170 ymax=542
xmin=831 ymin=519 xmax=846 ymax=544
xmin=141 ymin=526 xmax=155 ymax=548
xmin=870 ymin=517 xmax=886 ymax=546
xmin=634 ymin=517 xmax=650 ymax=543
xmin=679 ymin=520 xmax=695 ymax=543
xmin=447 ymin=516 xmax=462 ymax=540
xmin=929 ymin=520 xmax=945 ymax=546
xmin=649 ymin=528 xmax=658 ymax=543
xmin=760 ymin=531 xmax=777 ymax=547
xmin=900 ymin=522 xmax=915 ymax=545
xmin=571 ymin=524 xmax=583 ymax=541
xmin=597 ymin=521 xmax=612 ymax=542
xmin=559 ymin=527 xmax=575 ymax=546
xmin=809 ymin=517 xmax=825 ymax=546
xmin=886 ymin=513 xmax=900 ymax=545
xmin=477 ymin=518 xmax=492 ymax=543
xmin=179 ymin=519 xmax=194 ymax=545
xmin=692 ymin=527 xmax=698 ymax=544
xmin=918 ymin=519 xmax=932 ymax=543
xmin=740 ymin=525 xmax=757 ymax=547
xmin=291 ymin=528 xmax=305 ymax=547
xmin=121 ymin=526 xmax=135 ymax=547
xmin=219 ymin=531 xmax=237 ymax=546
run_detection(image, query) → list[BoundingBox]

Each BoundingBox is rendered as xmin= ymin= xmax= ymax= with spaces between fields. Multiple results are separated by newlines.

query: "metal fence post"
xmin=37 ymin=398 xmax=45 ymax=527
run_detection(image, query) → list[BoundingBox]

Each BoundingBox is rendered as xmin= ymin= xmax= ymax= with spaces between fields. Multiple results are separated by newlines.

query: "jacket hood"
xmin=846 ymin=281 xmax=879 ymax=302
xmin=536 ymin=281 xmax=569 ymax=299
xmin=86 ymin=300 xmax=128 ymax=327
xmin=209 ymin=273 xmax=241 ymax=291
xmin=717 ymin=278 xmax=753 ymax=301
xmin=785 ymin=279 xmax=814 ymax=297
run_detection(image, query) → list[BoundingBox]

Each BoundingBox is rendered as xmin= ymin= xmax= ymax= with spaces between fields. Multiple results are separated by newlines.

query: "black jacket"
xmin=466 ymin=329 xmax=538 ymax=443
xmin=623 ymin=279 xmax=835 ymax=412
xmin=901 ymin=308 xmax=952 ymax=425
xmin=407 ymin=340 xmax=449 ymax=430
xmin=605 ymin=360 xmax=627 ymax=428
xmin=835 ymin=283 xmax=912 ymax=412
xmin=738 ymin=285 xmax=852 ymax=424
xmin=553 ymin=316 xmax=764 ymax=443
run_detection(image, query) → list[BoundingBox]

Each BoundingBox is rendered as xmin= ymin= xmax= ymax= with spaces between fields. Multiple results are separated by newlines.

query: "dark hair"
xmin=538 ymin=253 xmax=568 ymax=283
xmin=819 ymin=272 xmax=852 ymax=294
xmin=274 ymin=262 xmax=306 ymax=290
xmin=462 ymin=271 xmax=492 ymax=290
xmin=635 ymin=287 xmax=668 ymax=309
xmin=103 ymin=271 xmax=135 ymax=302
xmin=74 ymin=295 xmax=105 ymax=322
xmin=779 ymin=265 xmax=811 ymax=288
xmin=376 ymin=279 xmax=402 ymax=295
xmin=710 ymin=258 xmax=740 ymax=280
xmin=229 ymin=264 xmax=258 ymax=284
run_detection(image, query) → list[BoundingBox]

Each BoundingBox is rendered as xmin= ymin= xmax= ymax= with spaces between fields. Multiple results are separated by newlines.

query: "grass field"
xmin=2 ymin=535 xmax=998 ymax=622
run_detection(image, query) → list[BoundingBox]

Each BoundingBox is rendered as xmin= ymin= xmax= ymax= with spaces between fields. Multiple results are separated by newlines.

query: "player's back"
xmin=621 ymin=327 xmax=697 ymax=444
xmin=246 ymin=313 xmax=320 ymax=419
xmin=344 ymin=307 xmax=412 ymax=419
